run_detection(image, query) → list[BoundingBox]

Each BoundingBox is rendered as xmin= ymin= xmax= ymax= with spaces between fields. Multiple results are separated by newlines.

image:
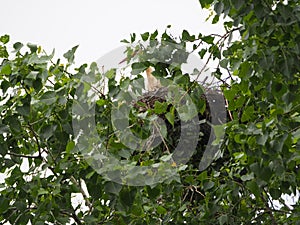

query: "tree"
xmin=0 ymin=0 xmax=299 ymax=224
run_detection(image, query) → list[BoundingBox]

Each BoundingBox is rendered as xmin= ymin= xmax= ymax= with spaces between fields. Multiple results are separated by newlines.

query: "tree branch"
xmin=6 ymin=151 xmax=39 ymax=159
xmin=27 ymin=122 xmax=42 ymax=157
xmin=70 ymin=176 xmax=93 ymax=213
xmin=60 ymin=209 xmax=83 ymax=225
xmin=261 ymin=191 xmax=278 ymax=225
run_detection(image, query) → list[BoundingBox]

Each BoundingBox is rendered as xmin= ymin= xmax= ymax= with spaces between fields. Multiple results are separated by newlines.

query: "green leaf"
xmin=241 ymin=173 xmax=254 ymax=181
xmin=66 ymin=141 xmax=75 ymax=154
xmin=198 ymin=48 xmax=207 ymax=59
xmin=15 ymin=201 xmax=27 ymax=211
xmin=160 ymin=154 xmax=172 ymax=162
xmin=130 ymin=33 xmax=136 ymax=42
xmin=27 ymin=43 xmax=38 ymax=52
xmin=212 ymin=124 xmax=225 ymax=145
xmin=260 ymin=167 xmax=272 ymax=182
xmin=218 ymin=214 xmax=228 ymax=225
xmin=119 ymin=187 xmax=136 ymax=210
xmin=232 ymin=0 xmax=244 ymax=10
xmin=181 ymin=30 xmax=190 ymax=41
xmin=199 ymin=0 xmax=213 ymax=8
xmin=246 ymin=180 xmax=260 ymax=198
xmin=214 ymin=2 xmax=224 ymax=15
xmin=153 ymin=101 xmax=168 ymax=114
xmin=156 ymin=206 xmax=167 ymax=215
xmin=182 ymin=30 xmax=195 ymax=41
xmin=212 ymin=15 xmax=220 ymax=24
xmin=270 ymin=188 xmax=281 ymax=199
xmin=201 ymin=35 xmax=214 ymax=44
xmin=0 ymin=45 xmax=8 ymax=58
xmin=203 ymin=181 xmax=215 ymax=191
xmin=141 ymin=32 xmax=150 ymax=41
xmin=33 ymin=79 xmax=43 ymax=92
xmin=0 ymin=124 xmax=10 ymax=135
xmin=0 ymin=196 xmax=9 ymax=213
xmin=241 ymin=105 xmax=254 ymax=122
xmin=223 ymin=89 xmax=236 ymax=101
xmin=0 ymin=141 xmax=8 ymax=156
xmin=1 ymin=79 xmax=10 ymax=93
xmin=40 ymin=124 xmax=57 ymax=140
xmin=177 ymin=102 xmax=198 ymax=121
xmin=104 ymin=182 xmax=122 ymax=195
xmin=13 ymin=42 xmax=23 ymax=51
xmin=16 ymin=104 xmax=30 ymax=117
xmin=209 ymin=45 xmax=221 ymax=59
xmin=40 ymin=91 xmax=57 ymax=105
xmin=105 ymin=68 xmax=116 ymax=79
xmin=165 ymin=111 xmax=175 ymax=126
xmin=220 ymin=59 xmax=228 ymax=68
xmin=150 ymin=30 xmax=158 ymax=40
xmin=213 ymin=67 xmax=222 ymax=79
xmin=96 ymin=98 xmax=107 ymax=107
xmin=257 ymin=134 xmax=268 ymax=145
xmin=146 ymin=185 xmax=161 ymax=199
xmin=250 ymin=162 xmax=260 ymax=175
xmin=0 ymin=63 xmax=11 ymax=75
xmin=239 ymin=62 xmax=251 ymax=78
xmin=38 ymin=188 xmax=49 ymax=196
xmin=197 ymin=171 xmax=207 ymax=181
xmin=131 ymin=62 xmax=148 ymax=75
xmin=63 ymin=45 xmax=79 ymax=64
xmin=113 ymin=118 xmax=129 ymax=130
xmin=120 ymin=39 xmax=129 ymax=43
xmin=0 ymin=34 xmax=9 ymax=44
xmin=293 ymin=128 xmax=300 ymax=140
xmin=85 ymin=171 xmax=95 ymax=179
xmin=6 ymin=115 xmax=21 ymax=132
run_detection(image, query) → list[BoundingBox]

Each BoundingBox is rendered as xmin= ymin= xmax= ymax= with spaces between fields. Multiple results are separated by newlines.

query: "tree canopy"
xmin=0 ymin=0 xmax=300 ymax=224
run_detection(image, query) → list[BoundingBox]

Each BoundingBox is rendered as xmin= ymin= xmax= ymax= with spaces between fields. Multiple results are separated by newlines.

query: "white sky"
xmin=0 ymin=0 xmax=224 ymax=65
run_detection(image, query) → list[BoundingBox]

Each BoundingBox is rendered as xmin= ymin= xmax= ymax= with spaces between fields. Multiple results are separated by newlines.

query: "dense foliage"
xmin=0 ymin=0 xmax=299 ymax=224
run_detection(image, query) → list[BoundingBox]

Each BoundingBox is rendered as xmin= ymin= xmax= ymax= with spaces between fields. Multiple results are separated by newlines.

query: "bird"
xmin=119 ymin=54 xmax=161 ymax=92
xmin=145 ymin=67 xmax=161 ymax=92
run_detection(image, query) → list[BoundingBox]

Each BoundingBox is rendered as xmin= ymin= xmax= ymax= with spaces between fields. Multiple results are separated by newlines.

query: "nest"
xmin=130 ymin=86 xmax=228 ymax=204
xmin=130 ymin=86 xmax=225 ymax=168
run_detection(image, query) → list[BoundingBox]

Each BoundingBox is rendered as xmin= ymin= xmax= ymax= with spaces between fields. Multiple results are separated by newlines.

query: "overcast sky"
xmin=0 ymin=0 xmax=224 ymax=65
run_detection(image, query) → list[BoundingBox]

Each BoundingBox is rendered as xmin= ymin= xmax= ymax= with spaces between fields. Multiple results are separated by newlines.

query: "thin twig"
xmin=6 ymin=151 xmax=39 ymax=159
xmin=60 ymin=210 xmax=83 ymax=225
xmin=152 ymin=119 xmax=171 ymax=154
xmin=261 ymin=191 xmax=278 ymax=225
xmin=27 ymin=122 xmax=42 ymax=157
xmin=70 ymin=176 xmax=93 ymax=213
